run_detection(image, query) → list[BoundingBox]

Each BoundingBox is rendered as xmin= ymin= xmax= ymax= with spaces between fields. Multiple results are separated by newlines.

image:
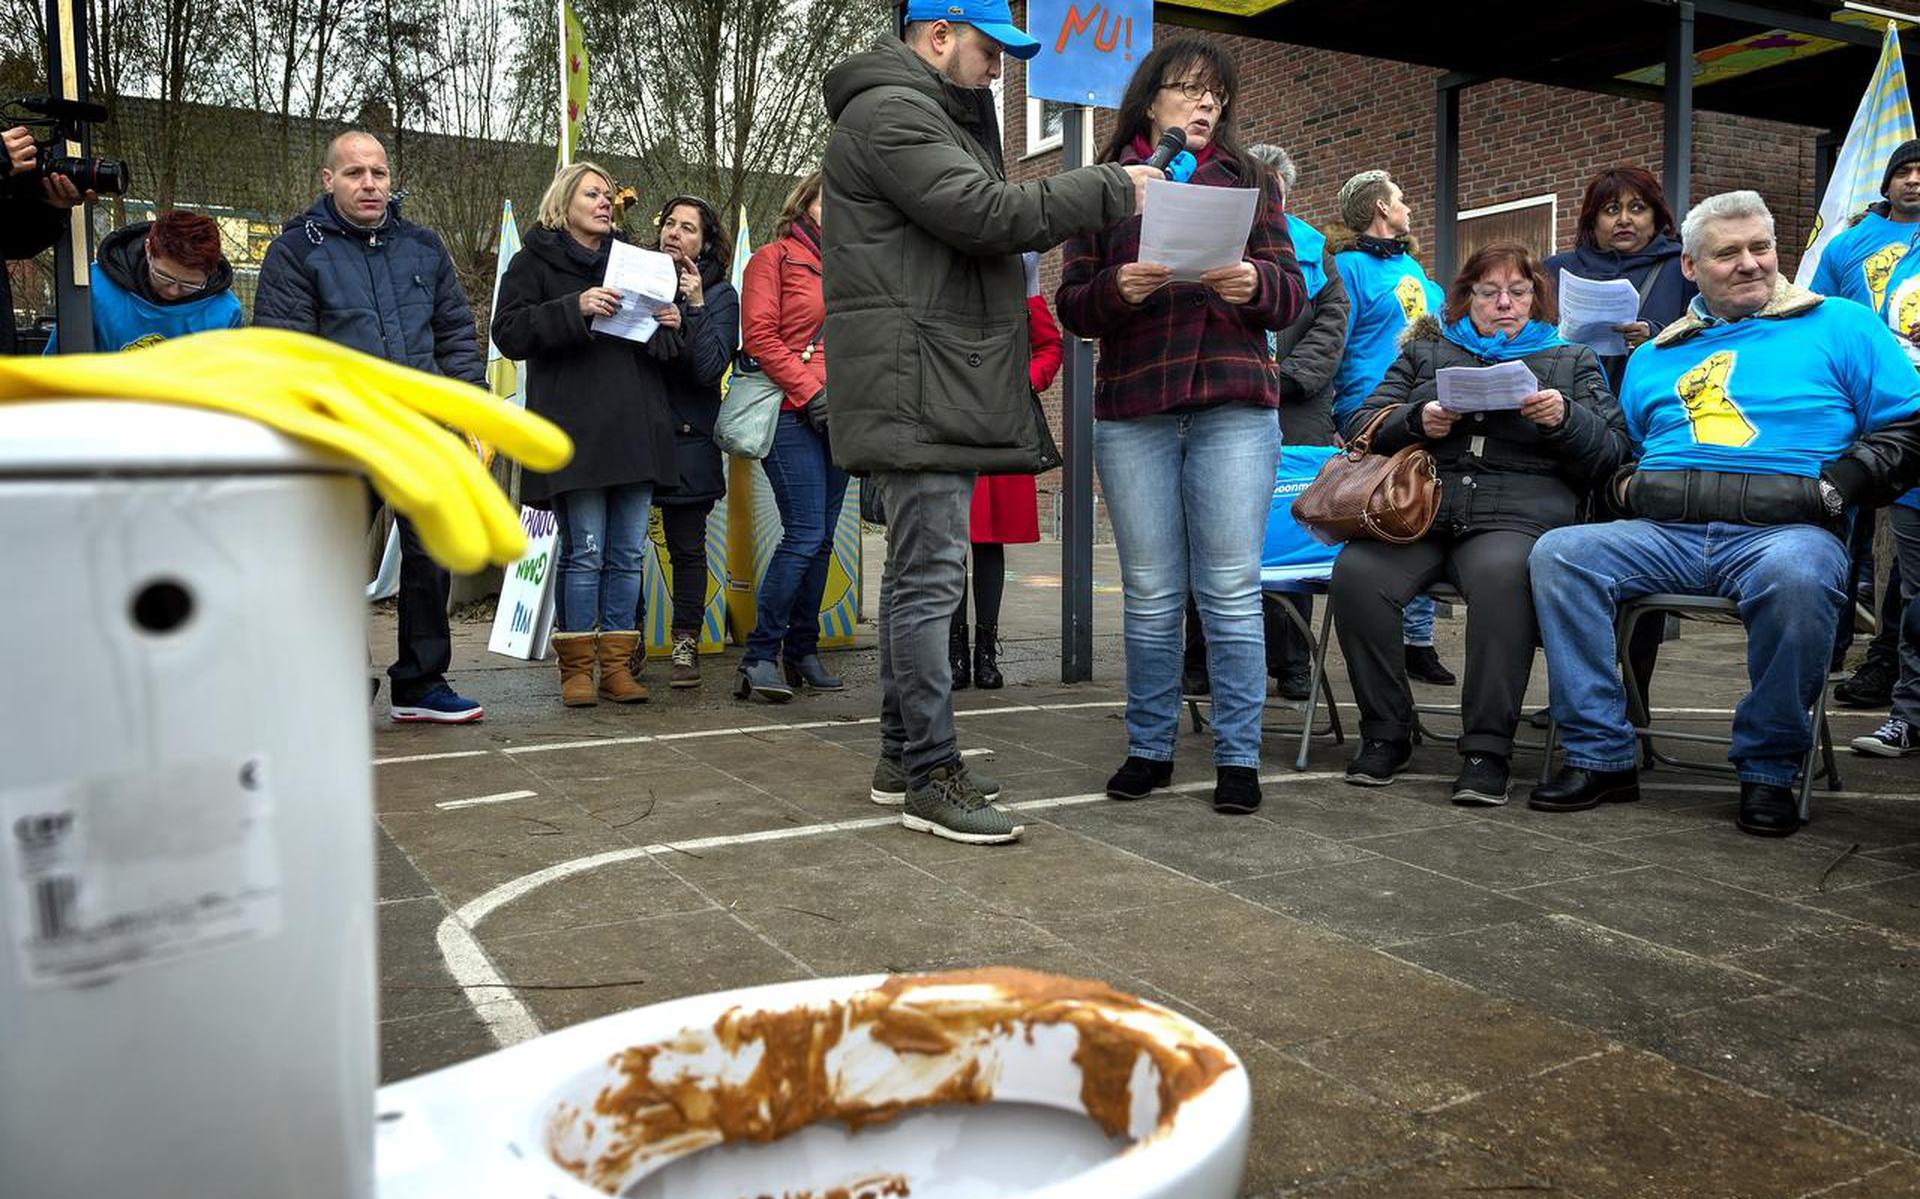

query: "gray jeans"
xmin=875 ymin=469 xmax=977 ymax=789
xmin=1890 ymin=507 xmax=1920 ymax=725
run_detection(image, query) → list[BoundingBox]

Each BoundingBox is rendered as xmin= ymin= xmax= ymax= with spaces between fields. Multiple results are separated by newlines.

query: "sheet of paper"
xmin=591 ymin=242 xmax=679 ymax=343
xmin=1435 ymin=359 xmax=1540 ymax=413
xmin=1137 ymin=177 xmax=1260 ymax=282
xmin=1556 ymin=269 xmax=1643 ymax=356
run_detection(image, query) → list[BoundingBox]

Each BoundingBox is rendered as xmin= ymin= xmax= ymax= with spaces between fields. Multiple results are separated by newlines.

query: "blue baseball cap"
xmin=904 ymin=0 xmax=1042 ymax=60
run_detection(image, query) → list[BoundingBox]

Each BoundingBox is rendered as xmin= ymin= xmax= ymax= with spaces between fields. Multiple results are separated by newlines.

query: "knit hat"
xmin=1336 ymin=169 xmax=1394 ymax=232
xmin=1883 ymin=138 xmax=1920 ymax=196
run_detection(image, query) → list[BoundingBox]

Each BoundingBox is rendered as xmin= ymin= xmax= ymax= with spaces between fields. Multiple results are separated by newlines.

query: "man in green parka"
xmin=822 ymin=1 xmax=1156 ymax=844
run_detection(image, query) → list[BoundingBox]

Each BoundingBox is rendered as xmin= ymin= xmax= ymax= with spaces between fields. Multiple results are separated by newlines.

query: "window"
xmin=1456 ymin=194 xmax=1558 ymax=263
xmin=1026 ymin=96 xmax=1069 ymax=156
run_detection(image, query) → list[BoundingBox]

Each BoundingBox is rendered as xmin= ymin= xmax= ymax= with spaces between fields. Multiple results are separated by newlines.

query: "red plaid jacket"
xmin=1055 ymin=144 xmax=1303 ymax=422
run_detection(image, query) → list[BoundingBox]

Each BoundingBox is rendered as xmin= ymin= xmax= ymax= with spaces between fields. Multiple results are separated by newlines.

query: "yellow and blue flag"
xmin=1798 ymin=21 xmax=1914 ymax=286
xmin=559 ymin=0 xmax=588 ymax=166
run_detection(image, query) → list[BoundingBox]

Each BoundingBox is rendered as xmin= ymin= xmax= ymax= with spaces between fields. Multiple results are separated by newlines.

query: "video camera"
xmin=6 ymin=95 xmax=130 ymax=196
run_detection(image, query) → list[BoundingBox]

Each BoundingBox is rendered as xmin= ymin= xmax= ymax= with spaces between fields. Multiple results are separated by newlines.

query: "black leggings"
xmin=634 ymin=501 xmax=714 ymax=634
xmin=952 ymin=543 xmax=1007 ymax=632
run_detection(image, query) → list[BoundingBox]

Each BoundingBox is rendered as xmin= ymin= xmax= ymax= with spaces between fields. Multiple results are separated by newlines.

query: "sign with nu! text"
xmin=1027 ymin=0 xmax=1152 ymax=110
xmin=487 ymin=505 xmax=559 ymax=661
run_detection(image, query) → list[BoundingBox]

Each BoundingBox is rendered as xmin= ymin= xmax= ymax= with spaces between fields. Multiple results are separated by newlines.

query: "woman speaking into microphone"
xmin=1056 ymin=38 xmax=1306 ymax=817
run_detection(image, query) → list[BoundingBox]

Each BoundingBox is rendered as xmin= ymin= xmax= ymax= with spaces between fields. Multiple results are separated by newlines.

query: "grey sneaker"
xmin=902 ymin=764 xmax=1024 ymax=845
xmin=870 ymin=755 xmax=999 ymax=806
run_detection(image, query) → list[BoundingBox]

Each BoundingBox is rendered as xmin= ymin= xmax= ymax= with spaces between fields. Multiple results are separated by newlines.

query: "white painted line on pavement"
xmin=375 ymin=699 xmax=1127 ymax=766
xmin=436 ymin=789 xmax=538 ymax=811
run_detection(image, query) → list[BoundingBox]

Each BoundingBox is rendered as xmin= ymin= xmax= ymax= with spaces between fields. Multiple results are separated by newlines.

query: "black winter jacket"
xmin=2 ymin=176 xmax=65 ymax=354
xmin=1273 ymin=238 xmax=1350 ymax=446
xmin=1349 ymin=314 xmax=1630 ymax=539
xmin=655 ymin=268 xmax=738 ymax=508
xmin=490 ymin=226 xmax=680 ymax=505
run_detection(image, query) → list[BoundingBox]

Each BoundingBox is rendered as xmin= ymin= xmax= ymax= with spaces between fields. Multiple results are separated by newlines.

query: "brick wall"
xmin=1006 ymin=9 xmax=1823 ymax=536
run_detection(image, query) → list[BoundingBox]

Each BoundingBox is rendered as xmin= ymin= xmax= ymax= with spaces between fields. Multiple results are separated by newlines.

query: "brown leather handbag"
xmin=1291 ymin=406 xmax=1440 ymax=545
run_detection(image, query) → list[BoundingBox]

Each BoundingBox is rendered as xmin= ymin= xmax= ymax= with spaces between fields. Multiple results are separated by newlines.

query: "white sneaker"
xmin=1850 ymin=717 xmax=1918 ymax=757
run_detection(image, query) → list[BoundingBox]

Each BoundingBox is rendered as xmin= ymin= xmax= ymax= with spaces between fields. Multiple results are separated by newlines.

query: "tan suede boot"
xmin=552 ymin=632 xmax=599 ymax=707
xmin=596 ymin=632 xmax=650 ymax=703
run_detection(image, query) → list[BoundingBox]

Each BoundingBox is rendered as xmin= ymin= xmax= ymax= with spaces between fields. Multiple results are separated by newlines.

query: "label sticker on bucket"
xmin=3 ymin=756 xmax=282 ymax=987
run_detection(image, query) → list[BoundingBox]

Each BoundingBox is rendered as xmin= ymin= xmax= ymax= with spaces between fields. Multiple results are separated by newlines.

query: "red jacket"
xmin=741 ymin=230 xmax=826 ymax=410
xmin=1055 ymin=141 xmax=1303 ymax=422
xmin=1026 ymin=294 xmax=1063 ymax=392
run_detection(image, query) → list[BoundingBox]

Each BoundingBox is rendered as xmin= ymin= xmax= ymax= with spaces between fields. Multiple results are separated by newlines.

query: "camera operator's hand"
xmin=41 ymin=173 xmax=95 ymax=209
xmin=5 ymin=126 xmax=35 ymax=175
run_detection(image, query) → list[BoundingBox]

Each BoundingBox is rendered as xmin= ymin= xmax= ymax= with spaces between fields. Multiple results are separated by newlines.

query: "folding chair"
xmin=1186 ymin=446 xmax=1346 ymax=770
xmin=1544 ymin=593 xmax=1843 ymax=821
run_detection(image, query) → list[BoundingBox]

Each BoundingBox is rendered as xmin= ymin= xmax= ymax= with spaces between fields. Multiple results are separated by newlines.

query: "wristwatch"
xmin=1818 ymin=479 xmax=1846 ymax=516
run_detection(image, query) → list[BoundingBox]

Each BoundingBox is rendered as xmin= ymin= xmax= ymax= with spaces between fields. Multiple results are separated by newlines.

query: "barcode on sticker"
xmin=32 ymin=875 xmax=77 ymax=942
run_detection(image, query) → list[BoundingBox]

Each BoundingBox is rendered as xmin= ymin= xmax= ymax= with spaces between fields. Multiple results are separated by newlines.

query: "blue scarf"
xmin=1442 ymin=315 xmax=1565 ymax=362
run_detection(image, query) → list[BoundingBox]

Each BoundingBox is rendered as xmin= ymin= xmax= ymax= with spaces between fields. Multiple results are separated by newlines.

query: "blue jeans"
xmin=553 ymin=483 xmax=654 ymax=633
xmin=1096 ymin=404 xmax=1281 ymax=769
xmin=1403 ymin=594 xmax=1436 ymax=645
xmin=746 ymin=412 xmax=849 ymax=664
xmin=1529 ymin=520 xmax=1848 ymax=786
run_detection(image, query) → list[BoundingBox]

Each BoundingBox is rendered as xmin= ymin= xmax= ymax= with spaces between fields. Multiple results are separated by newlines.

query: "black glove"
xmin=802 ymin=389 xmax=829 ymax=434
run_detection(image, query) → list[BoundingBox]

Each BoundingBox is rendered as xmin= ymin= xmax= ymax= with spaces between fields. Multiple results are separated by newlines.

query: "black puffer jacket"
xmin=1348 ymin=313 xmax=1630 ymax=538
xmin=1273 ymin=235 xmax=1350 ymax=447
xmin=655 ymin=255 xmax=738 ymax=508
xmin=490 ymin=226 xmax=679 ymax=505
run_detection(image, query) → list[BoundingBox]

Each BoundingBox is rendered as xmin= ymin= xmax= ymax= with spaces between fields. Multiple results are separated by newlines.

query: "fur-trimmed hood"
xmin=1398 ymin=311 xmax=1445 ymax=347
xmin=1327 ymin=227 xmax=1423 ymax=259
xmin=1651 ymin=275 xmax=1822 ymax=347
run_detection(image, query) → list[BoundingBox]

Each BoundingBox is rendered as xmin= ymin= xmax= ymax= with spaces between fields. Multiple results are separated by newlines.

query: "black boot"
xmin=973 ymin=622 xmax=1004 ymax=689
xmin=950 ymin=624 xmax=972 ymax=691
xmin=1528 ymin=766 xmax=1639 ymax=812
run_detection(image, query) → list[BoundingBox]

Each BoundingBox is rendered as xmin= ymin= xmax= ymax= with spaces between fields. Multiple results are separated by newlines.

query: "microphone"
xmin=1143 ymin=126 xmax=1188 ymax=176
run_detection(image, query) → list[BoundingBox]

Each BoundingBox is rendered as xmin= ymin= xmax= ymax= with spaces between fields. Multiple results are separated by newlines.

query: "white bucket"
xmin=0 ymin=401 xmax=377 ymax=1198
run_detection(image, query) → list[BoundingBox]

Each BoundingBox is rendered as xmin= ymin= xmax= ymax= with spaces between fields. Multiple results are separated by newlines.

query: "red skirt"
xmin=970 ymin=473 xmax=1040 ymax=544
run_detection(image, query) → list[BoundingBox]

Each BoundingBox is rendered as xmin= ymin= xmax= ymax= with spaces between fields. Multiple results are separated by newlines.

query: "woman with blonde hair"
xmin=492 ymin=160 xmax=683 ymax=707
xmin=734 ymin=169 xmax=845 ymax=702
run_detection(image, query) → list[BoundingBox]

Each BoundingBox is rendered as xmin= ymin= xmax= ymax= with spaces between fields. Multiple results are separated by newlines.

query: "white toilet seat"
xmin=375 ymin=970 xmax=1249 ymax=1199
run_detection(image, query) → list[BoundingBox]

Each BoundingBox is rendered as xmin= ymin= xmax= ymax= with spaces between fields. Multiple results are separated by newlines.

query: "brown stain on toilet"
xmin=560 ymin=968 xmax=1234 ymax=1194
xmin=742 ymin=1174 xmax=911 ymax=1199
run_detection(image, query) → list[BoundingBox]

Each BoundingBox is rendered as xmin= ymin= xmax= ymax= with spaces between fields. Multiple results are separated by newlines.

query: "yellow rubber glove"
xmin=0 ymin=328 xmax=572 ymax=574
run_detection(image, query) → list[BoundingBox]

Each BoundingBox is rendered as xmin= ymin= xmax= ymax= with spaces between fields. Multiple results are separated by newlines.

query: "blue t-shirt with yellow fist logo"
xmin=1618 ymin=295 xmax=1920 ymax=480
xmin=1811 ymin=210 xmax=1920 ymax=312
xmin=1331 ymin=247 xmax=1444 ymax=428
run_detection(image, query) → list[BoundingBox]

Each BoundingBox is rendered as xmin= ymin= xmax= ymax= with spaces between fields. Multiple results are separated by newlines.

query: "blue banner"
xmin=1026 ymin=0 xmax=1152 ymax=110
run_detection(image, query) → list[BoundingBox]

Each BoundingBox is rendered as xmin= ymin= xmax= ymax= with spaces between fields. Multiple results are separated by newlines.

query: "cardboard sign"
xmin=487 ymin=506 xmax=558 ymax=660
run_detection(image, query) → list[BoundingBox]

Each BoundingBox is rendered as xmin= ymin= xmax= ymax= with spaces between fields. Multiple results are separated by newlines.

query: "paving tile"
xmin=378 ymin=823 xmax=437 ymax=902
xmin=718 ymin=857 xmax=1065 ymax=976
xmin=381 ymin=800 xmax=630 ymax=911
xmin=473 ymin=856 xmax=713 ymax=940
xmin=1289 ymin=991 xmax=1612 ymax=1114
xmin=1599 ymin=823 xmax=1912 ymax=899
xmin=1050 ymin=893 xmax=1478 ymax=1049
xmin=1790 ymin=794 xmax=1920 ymax=854
xmin=372 ymin=751 xmax=547 ymax=815
xmin=555 ymin=784 xmax=828 ymax=852
xmin=1253 ymin=781 xmax=1479 ymax=842
xmin=1386 ymin=913 xmax=1773 ymax=1039
xmin=1353 ymin=820 xmax=1643 ymax=890
xmin=1643 ymin=990 xmax=1920 ymax=1153
xmin=1428 ymin=1047 xmax=1907 ymax=1199
xmin=1233 ymin=1040 xmax=1453 ymax=1197
xmin=1277 ymin=1148 xmax=1574 ymax=1198
xmin=1230 ymin=856 xmax=1537 ymax=949
xmin=1473 ymin=788 xmax=1724 ymax=842
xmin=650 ymin=816 xmax=894 ymax=886
xmin=485 ymin=907 xmax=810 ymax=1030
xmin=1728 ymin=926 xmax=1920 ymax=1026
xmin=378 ymin=896 xmax=467 ymax=1022
xmin=1865 ymin=840 xmax=1920 ymax=870
xmin=1509 ymin=864 xmax=1861 ymax=959
xmin=911 ymin=831 xmax=1218 ymax=919
xmin=1043 ymin=791 xmax=1377 ymax=883
xmin=1804 ymin=1160 xmax=1920 ymax=1197
xmin=380 ymin=1005 xmax=498 ymax=1085
xmin=1794 ymin=872 xmax=1920 ymax=937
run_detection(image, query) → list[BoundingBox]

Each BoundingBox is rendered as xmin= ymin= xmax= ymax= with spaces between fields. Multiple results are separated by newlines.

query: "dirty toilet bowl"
xmin=375 ymin=969 xmax=1250 ymax=1199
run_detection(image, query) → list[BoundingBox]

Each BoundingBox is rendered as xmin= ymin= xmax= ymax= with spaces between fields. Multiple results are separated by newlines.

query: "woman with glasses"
xmin=46 ymin=210 xmax=243 ymax=352
xmin=1057 ymin=38 xmax=1306 ymax=816
xmin=1332 ymin=242 xmax=1628 ymax=805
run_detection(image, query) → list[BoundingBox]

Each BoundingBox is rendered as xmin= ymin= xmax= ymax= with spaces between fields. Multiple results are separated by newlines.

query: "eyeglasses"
xmin=1470 ymin=283 xmax=1535 ymax=302
xmin=1160 ymin=80 xmax=1228 ymax=106
xmin=149 ymin=262 xmax=210 ymax=294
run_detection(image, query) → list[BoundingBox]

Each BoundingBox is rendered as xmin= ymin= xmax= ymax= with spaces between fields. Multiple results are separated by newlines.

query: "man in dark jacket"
xmin=822 ymin=2 xmax=1156 ymax=844
xmin=3 ymin=124 xmax=87 ymax=354
xmin=1529 ymin=191 xmax=1920 ymax=837
xmin=255 ymin=130 xmax=487 ymax=723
